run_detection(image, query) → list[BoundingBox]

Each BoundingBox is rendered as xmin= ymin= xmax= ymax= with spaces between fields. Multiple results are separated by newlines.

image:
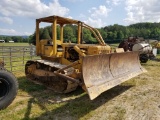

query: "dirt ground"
xmin=86 ymin=61 xmax=160 ymax=120
xmin=0 ymin=60 xmax=160 ymax=120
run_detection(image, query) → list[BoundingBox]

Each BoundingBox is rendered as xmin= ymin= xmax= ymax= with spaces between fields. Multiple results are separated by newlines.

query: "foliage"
xmin=0 ymin=56 xmax=160 ymax=119
xmin=64 ymin=25 xmax=76 ymax=42
xmin=0 ymin=43 xmax=29 ymax=46
xmin=0 ymin=36 xmax=29 ymax=43
xmin=28 ymin=22 xmax=160 ymax=44
xmin=1 ymin=22 xmax=160 ymax=44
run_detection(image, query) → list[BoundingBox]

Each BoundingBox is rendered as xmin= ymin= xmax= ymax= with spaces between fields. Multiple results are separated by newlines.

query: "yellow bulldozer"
xmin=25 ymin=15 xmax=146 ymax=100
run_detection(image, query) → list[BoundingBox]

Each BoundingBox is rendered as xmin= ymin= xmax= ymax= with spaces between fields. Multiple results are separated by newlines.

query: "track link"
xmin=25 ymin=60 xmax=78 ymax=93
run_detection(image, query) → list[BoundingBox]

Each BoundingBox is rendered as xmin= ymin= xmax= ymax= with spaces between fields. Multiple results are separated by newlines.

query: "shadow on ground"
xmin=18 ymin=76 xmax=133 ymax=120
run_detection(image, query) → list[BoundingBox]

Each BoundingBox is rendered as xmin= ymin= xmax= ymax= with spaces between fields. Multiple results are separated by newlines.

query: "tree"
xmin=64 ymin=26 xmax=75 ymax=42
xmin=112 ymin=31 xmax=117 ymax=40
xmin=98 ymin=28 xmax=107 ymax=40
xmin=28 ymin=22 xmax=160 ymax=44
xmin=11 ymin=36 xmax=23 ymax=42
xmin=41 ymin=29 xmax=51 ymax=39
xmin=0 ymin=36 xmax=4 ymax=40
xmin=5 ymin=37 xmax=12 ymax=42
xmin=107 ymin=32 xmax=113 ymax=40
xmin=83 ymin=29 xmax=93 ymax=43
xmin=117 ymin=31 xmax=124 ymax=40
xmin=29 ymin=32 xmax=36 ymax=44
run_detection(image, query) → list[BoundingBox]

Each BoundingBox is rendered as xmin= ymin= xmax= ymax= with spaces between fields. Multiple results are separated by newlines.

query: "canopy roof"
xmin=36 ymin=15 xmax=81 ymax=25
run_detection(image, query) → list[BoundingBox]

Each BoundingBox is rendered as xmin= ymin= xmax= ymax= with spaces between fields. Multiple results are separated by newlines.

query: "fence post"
xmin=9 ymin=47 xmax=12 ymax=72
xmin=0 ymin=46 xmax=37 ymax=72
xmin=23 ymin=47 xmax=25 ymax=64
xmin=30 ymin=45 xmax=32 ymax=60
xmin=2 ymin=46 xmax=4 ymax=62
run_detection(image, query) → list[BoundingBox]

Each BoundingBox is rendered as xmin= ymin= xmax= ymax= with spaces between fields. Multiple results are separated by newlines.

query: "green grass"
xmin=0 ymin=44 xmax=38 ymax=72
xmin=0 ymin=52 xmax=160 ymax=120
xmin=0 ymin=43 xmax=29 ymax=46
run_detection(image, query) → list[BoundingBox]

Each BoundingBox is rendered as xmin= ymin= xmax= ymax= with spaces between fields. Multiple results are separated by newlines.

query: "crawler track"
xmin=25 ymin=60 xmax=78 ymax=93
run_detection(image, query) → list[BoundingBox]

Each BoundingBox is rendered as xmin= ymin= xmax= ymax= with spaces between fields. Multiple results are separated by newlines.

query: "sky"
xmin=0 ymin=0 xmax=160 ymax=36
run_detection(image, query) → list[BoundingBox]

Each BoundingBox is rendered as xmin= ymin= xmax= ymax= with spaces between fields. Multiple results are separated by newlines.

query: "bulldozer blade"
xmin=82 ymin=51 xmax=146 ymax=100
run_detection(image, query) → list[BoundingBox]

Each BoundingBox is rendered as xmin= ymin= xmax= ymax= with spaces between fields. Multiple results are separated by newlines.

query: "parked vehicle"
xmin=25 ymin=16 xmax=146 ymax=100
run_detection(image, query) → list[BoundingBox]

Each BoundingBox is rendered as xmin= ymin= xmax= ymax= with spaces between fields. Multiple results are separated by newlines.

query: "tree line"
xmin=30 ymin=22 xmax=160 ymax=44
xmin=1 ymin=22 xmax=160 ymax=44
xmin=0 ymin=35 xmax=29 ymax=43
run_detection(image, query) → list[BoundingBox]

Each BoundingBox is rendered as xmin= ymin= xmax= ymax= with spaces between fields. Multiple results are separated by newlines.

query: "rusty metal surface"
xmin=82 ymin=51 xmax=146 ymax=100
xmin=25 ymin=60 xmax=78 ymax=94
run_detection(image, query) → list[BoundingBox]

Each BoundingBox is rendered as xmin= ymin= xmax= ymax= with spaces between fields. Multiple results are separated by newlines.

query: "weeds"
xmin=0 ymin=49 xmax=160 ymax=119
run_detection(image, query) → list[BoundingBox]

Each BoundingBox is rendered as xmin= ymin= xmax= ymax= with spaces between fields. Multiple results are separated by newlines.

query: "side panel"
xmin=82 ymin=51 xmax=146 ymax=100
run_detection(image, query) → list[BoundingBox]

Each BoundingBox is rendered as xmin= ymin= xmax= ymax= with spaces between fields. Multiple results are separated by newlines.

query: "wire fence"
xmin=0 ymin=45 xmax=39 ymax=72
